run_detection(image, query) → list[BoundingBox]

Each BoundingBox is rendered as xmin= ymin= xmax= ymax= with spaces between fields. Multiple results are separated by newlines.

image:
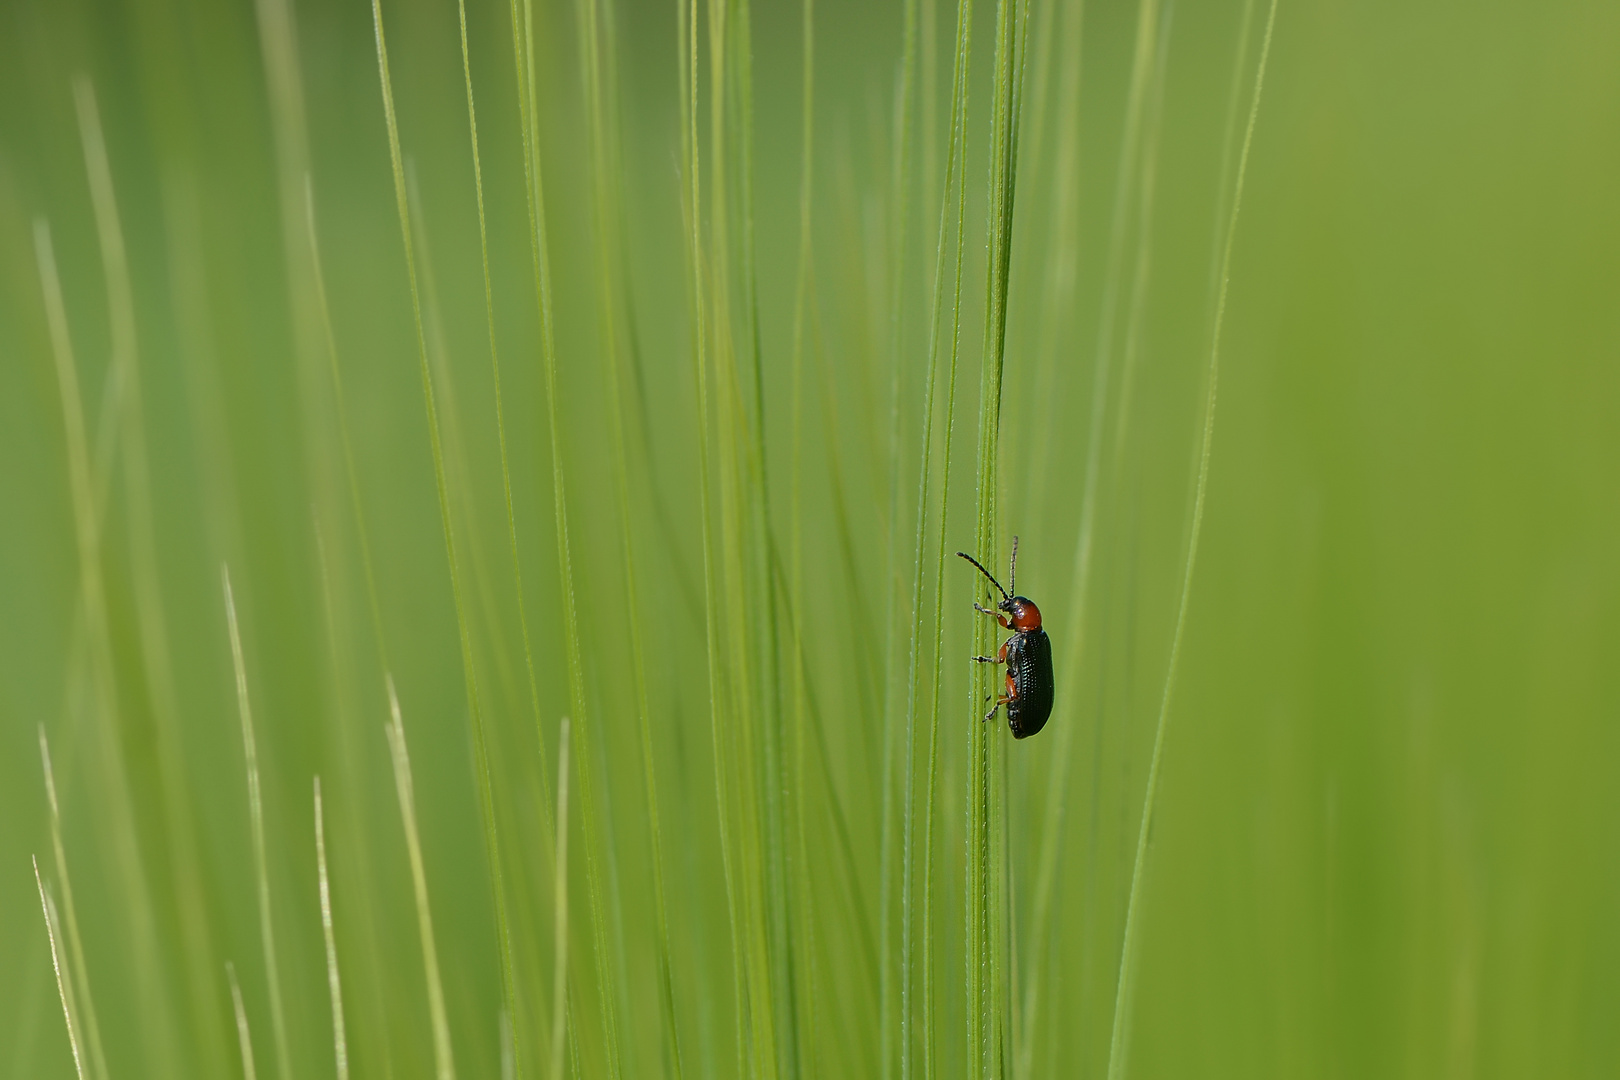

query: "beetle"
xmin=957 ymin=537 xmax=1053 ymax=739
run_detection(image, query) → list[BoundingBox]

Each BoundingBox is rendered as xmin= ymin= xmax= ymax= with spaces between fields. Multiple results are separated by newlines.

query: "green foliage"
xmin=3 ymin=1 xmax=1620 ymax=1079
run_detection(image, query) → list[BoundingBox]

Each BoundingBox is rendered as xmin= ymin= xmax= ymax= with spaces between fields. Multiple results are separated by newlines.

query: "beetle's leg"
xmin=971 ymin=654 xmax=999 ymax=664
xmin=973 ymin=602 xmax=997 ymax=618
xmin=982 ymin=693 xmax=1009 ymax=723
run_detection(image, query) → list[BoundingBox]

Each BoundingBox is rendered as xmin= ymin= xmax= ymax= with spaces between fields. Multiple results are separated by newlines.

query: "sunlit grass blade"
xmin=222 ymin=566 xmax=295 ymax=1080
xmin=550 ymin=716 xmax=572 ymax=1080
xmin=35 ymin=859 xmax=88 ymax=1080
xmin=575 ymin=0 xmax=684 ymax=1073
xmin=38 ymin=728 xmax=110 ymax=1080
xmin=75 ymin=75 xmax=211 ymax=1077
xmin=369 ymin=9 xmax=526 ymax=1074
xmin=503 ymin=0 xmax=634 ymax=1071
xmin=450 ymin=12 xmax=550 ymax=1065
xmin=227 ymin=962 xmax=260 ymax=1080
xmin=1104 ymin=4 xmax=1279 ymax=1078
xmin=385 ymin=677 xmax=459 ymax=1080
xmin=675 ymin=0 xmax=750 ymax=1074
xmin=313 ymin=777 xmax=351 ymax=1080
xmin=34 ymin=212 xmax=178 ymax=1080
xmin=966 ymin=0 xmax=1031 ymax=1074
xmin=1016 ymin=5 xmax=1175 ymax=1072
xmin=787 ymin=0 xmax=821 ymax=1070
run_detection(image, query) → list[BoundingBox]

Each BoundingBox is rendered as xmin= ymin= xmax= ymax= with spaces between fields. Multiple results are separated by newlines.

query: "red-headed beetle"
xmin=958 ymin=537 xmax=1053 ymax=738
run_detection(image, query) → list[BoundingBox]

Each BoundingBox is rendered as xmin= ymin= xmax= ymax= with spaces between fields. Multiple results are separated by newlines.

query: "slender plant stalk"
xmin=304 ymin=179 xmax=391 ymax=671
xmin=903 ymin=0 xmax=976 ymax=1073
xmin=676 ymin=0 xmax=752 ymax=1075
xmin=34 ymin=861 xmax=87 ymax=1080
xmin=39 ymin=730 xmax=110 ymax=1080
xmin=452 ymin=0 xmax=560 ymax=1024
xmin=227 ymin=963 xmax=259 ymax=1080
xmin=921 ymin=0 xmax=977 ymax=1068
xmin=551 ymin=717 xmax=573 ymax=1080
xmin=313 ymin=777 xmax=350 ymax=1080
xmin=1104 ymin=4 xmax=1279 ymax=1078
xmin=384 ymin=678 xmax=458 ymax=1080
xmin=35 ymin=217 xmax=160 ymax=1080
xmin=787 ymin=0 xmax=821 ymax=1070
xmin=966 ymin=0 xmax=1030 ymax=1074
xmin=887 ymin=2 xmax=923 ymax=1072
xmin=502 ymin=0 xmax=631 ymax=1072
xmin=1016 ymin=5 xmax=1175 ymax=1073
xmin=369 ymin=12 xmax=527 ymax=1078
xmin=222 ymin=567 xmax=294 ymax=1080
xmin=70 ymin=80 xmax=196 ymax=1080
xmin=574 ymin=0 xmax=685 ymax=1074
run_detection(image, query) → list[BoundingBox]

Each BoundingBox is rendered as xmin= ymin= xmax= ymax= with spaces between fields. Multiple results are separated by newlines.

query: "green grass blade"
xmin=575 ymin=0 xmax=684 ymax=1074
xmin=38 ymin=729 xmax=109 ymax=1080
xmin=504 ymin=0 xmax=632 ymax=1070
xmin=34 ymin=861 xmax=88 ymax=1080
xmin=34 ymin=215 xmax=166 ymax=1080
xmin=313 ymin=777 xmax=351 ymax=1080
xmin=966 ymin=0 xmax=1031 ymax=1073
xmin=227 ymin=963 xmax=259 ymax=1080
xmin=550 ymin=717 xmax=572 ymax=1080
xmin=921 ymin=3 xmax=977 ymax=1075
xmin=1016 ymin=6 xmax=1175 ymax=1073
xmin=73 ymin=78 xmax=199 ymax=1079
xmin=787 ymin=0 xmax=819 ymax=1071
xmin=222 ymin=566 xmax=295 ymax=1080
xmin=1103 ymin=3 xmax=1279 ymax=1077
xmin=385 ymin=678 xmax=459 ymax=1080
xmin=368 ymin=12 xmax=526 ymax=1079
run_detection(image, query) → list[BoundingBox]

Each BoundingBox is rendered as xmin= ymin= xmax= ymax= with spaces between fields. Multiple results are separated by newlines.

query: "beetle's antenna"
xmin=956 ymin=551 xmax=1011 ymax=602
xmin=1009 ymin=535 xmax=1020 ymax=597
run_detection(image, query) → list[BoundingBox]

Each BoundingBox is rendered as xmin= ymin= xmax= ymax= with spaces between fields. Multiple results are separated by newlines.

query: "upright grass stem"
xmin=902 ymin=0 xmax=975 ymax=1072
xmin=967 ymin=0 xmax=1030 ymax=1074
xmin=70 ymin=80 xmax=191 ymax=1080
xmin=37 ymin=729 xmax=110 ymax=1080
xmin=385 ymin=679 xmax=458 ymax=1080
xmin=575 ymin=3 xmax=684 ymax=1075
xmin=1017 ymin=7 xmax=1174 ymax=1072
xmin=1103 ymin=4 xmax=1279 ymax=1077
xmin=34 ymin=860 xmax=87 ymax=1080
xmin=227 ymin=963 xmax=259 ymax=1080
xmin=313 ymin=778 xmax=350 ymax=1080
xmin=369 ymin=9 xmax=524 ymax=1075
xmin=675 ymin=1 xmax=751 ymax=1076
xmin=222 ymin=567 xmax=294 ymax=1080
xmin=506 ymin=0 xmax=630 ymax=1072
xmin=921 ymin=4 xmax=978 ymax=1076
xmin=550 ymin=717 xmax=572 ymax=1080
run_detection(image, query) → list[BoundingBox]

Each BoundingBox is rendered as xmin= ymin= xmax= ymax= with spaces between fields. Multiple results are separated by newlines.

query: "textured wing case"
xmin=1005 ymin=629 xmax=1054 ymax=738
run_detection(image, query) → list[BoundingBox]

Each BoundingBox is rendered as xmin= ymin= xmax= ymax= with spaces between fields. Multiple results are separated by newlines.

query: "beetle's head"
xmin=1002 ymin=596 xmax=1042 ymax=632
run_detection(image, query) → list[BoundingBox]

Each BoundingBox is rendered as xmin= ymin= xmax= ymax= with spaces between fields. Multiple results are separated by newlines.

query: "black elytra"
xmin=958 ymin=537 xmax=1054 ymax=739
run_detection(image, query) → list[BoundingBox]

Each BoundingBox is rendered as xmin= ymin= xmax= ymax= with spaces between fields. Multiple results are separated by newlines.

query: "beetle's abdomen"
xmin=1005 ymin=629 xmax=1054 ymax=738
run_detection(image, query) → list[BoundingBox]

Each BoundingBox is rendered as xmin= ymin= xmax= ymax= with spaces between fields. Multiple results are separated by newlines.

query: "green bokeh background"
xmin=2 ymin=0 xmax=1617 ymax=1077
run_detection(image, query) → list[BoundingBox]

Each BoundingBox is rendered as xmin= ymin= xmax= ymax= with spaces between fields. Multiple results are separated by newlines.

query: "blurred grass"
xmin=3 ymin=0 xmax=1620 ymax=1079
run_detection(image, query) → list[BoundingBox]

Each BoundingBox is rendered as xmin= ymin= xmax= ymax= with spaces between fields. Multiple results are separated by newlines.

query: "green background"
xmin=1 ymin=0 xmax=1617 ymax=1077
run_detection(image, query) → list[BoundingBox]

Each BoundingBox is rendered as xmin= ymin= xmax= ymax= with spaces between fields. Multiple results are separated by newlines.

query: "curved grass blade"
xmin=35 ymin=861 xmax=87 ymax=1080
xmin=385 ymin=678 xmax=459 ymax=1080
xmin=222 ymin=566 xmax=294 ymax=1080
xmin=313 ymin=778 xmax=351 ymax=1080
xmin=1103 ymin=3 xmax=1280 ymax=1077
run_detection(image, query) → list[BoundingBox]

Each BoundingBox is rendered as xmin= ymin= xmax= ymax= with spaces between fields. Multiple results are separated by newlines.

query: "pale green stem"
xmin=1104 ymin=4 xmax=1279 ymax=1077
xmin=313 ymin=778 xmax=350 ymax=1080
xmin=385 ymin=678 xmax=458 ymax=1080
xmin=222 ymin=567 xmax=294 ymax=1080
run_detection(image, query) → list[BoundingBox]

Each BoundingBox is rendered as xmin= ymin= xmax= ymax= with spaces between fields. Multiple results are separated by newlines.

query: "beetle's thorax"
xmin=1002 ymin=596 xmax=1042 ymax=632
